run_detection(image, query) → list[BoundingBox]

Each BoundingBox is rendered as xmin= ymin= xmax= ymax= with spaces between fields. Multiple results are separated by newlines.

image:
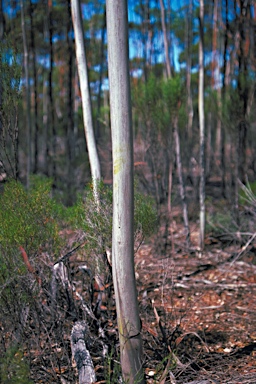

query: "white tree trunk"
xmin=199 ymin=0 xmax=205 ymax=250
xmin=71 ymin=0 xmax=101 ymax=197
xmin=106 ymin=0 xmax=144 ymax=382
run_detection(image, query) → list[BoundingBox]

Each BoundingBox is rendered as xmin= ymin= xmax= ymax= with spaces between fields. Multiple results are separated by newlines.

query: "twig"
xmin=54 ymin=241 xmax=87 ymax=265
xmin=230 ymin=232 xmax=256 ymax=266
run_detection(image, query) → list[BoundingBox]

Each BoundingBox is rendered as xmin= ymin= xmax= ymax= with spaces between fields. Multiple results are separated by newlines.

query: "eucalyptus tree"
xmin=106 ymin=0 xmax=145 ymax=382
xmin=71 ymin=0 xmax=101 ymax=200
xmin=198 ymin=0 xmax=205 ymax=250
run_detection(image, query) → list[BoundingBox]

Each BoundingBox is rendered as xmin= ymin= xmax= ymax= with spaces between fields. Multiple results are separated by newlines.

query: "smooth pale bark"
xmin=199 ymin=0 xmax=205 ymax=251
xmin=20 ymin=0 xmax=31 ymax=187
xmin=186 ymin=0 xmax=193 ymax=139
xmin=106 ymin=0 xmax=144 ymax=382
xmin=71 ymin=0 xmax=101 ymax=197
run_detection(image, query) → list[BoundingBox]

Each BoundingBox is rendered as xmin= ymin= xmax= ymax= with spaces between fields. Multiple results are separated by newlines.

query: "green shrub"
xmin=0 ymin=346 xmax=33 ymax=384
xmin=0 ymin=176 xmax=64 ymax=311
xmin=0 ymin=176 xmax=62 ymax=256
xmin=66 ymin=180 xmax=157 ymax=256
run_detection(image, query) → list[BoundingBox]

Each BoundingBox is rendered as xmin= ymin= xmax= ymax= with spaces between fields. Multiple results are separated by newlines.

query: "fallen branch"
xmin=71 ymin=321 xmax=96 ymax=384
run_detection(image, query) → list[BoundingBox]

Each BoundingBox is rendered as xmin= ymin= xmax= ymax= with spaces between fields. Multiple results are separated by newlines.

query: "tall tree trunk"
xmin=20 ymin=0 xmax=31 ymax=187
xmin=159 ymin=0 xmax=171 ymax=78
xmin=199 ymin=0 xmax=205 ymax=251
xmin=66 ymin=0 xmax=75 ymax=205
xmin=159 ymin=1 xmax=190 ymax=243
xmin=96 ymin=6 xmax=106 ymax=140
xmin=43 ymin=12 xmax=50 ymax=176
xmin=212 ymin=0 xmax=222 ymax=168
xmin=106 ymin=0 xmax=145 ymax=382
xmin=186 ymin=0 xmax=193 ymax=140
xmin=237 ymin=0 xmax=249 ymax=183
xmin=48 ymin=0 xmax=56 ymax=181
xmin=173 ymin=116 xmax=190 ymax=245
xmin=71 ymin=0 xmax=101 ymax=199
xmin=29 ymin=0 xmax=39 ymax=174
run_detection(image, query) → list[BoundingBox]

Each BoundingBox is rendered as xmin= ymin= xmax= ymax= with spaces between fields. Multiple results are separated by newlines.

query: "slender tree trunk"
xmin=173 ymin=116 xmax=190 ymax=245
xmin=206 ymin=111 xmax=212 ymax=179
xmin=106 ymin=0 xmax=145 ymax=382
xmin=159 ymin=0 xmax=171 ymax=78
xmin=160 ymin=0 xmax=190 ymax=242
xmin=71 ymin=0 xmax=101 ymax=199
xmin=96 ymin=6 xmax=106 ymax=140
xmin=43 ymin=12 xmax=50 ymax=176
xmin=48 ymin=0 xmax=56 ymax=181
xmin=212 ymin=0 xmax=222 ymax=168
xmin=66 ymin=0 xmax=75 ymax=205
xmin=199 ymin=0 xmax=205 ymax=251
xmin=20 ymin=0 xmax=31 ymax=187
xmin=29 ymin=0 xmax=39 ymax=174
xmin=186 ymin=0 xmax=193 ymax=140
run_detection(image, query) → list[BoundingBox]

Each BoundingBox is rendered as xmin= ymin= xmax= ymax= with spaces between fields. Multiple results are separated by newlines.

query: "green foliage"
xmin=0 ymin=38 xmax=22 ymax=179
xmin=104 ymin=348 xmax=122 ymax=384
xmin=132 ymin=73 xmax=186 ymax=137
xmin=206 ymin=210 xmax=237 ymax=236
xmin=0 ymin=346 xmax=33 ymax=384
xmin=66 ymin=180 xmax=157 ymax=256
xmin=0 ymin=38 xmax=22 ymax=106
xmin=239 ymin=180 xmax=256 ymax=205
xmin=0 ymin=176 xmax=62 ymax=255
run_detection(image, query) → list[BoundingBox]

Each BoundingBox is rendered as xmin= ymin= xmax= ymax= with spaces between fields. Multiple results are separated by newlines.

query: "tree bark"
xmin=48 ymin=0 xmax=56 ymax=181
xmin=159 ymin=0 xmax=171 ymax=78
xmin=20 ymin=0 xmax=31 ymax=187
xmin=199 ymin=0 xmax=205 ymax=251
xmin=29 ymin=0 xmax=39 ymax=174
xmin=106 ymin=0 xmax=145 ymax=382
xmin=186 ymin=0 xmax=193 ymax=140
xmin=71 ymin=0 xmax=101 ymax=199
xmin=66 ymin=0 xmax=75 ymax=205
xmin=211 ymin=0 xmax=222 ymax=167
xmin=173 ymin=115 xmax=190 ymax=245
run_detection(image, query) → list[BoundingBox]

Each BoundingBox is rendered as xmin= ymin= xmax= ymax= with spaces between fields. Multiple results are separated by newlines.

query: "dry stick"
xmin=230 ymin=232 xmax=256 ymax=266
xmin=54 ymin=241 xmax=87 ymax=265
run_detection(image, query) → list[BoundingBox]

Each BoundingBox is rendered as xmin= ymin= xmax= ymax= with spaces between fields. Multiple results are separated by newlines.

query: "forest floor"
xmin=26 ymin=187 xmax=256 ymax=384
xmin=133 ymin=186 xmax=256 ymax=384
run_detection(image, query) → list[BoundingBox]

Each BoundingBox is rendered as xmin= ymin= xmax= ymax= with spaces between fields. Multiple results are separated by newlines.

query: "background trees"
xmin=1 ymin=0 xmax=255 ymax=203
xmin=1 ymin=0 xmax=256 ymax=382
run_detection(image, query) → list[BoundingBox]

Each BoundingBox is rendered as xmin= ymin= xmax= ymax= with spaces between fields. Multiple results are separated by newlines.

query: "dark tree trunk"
xmin=29 ymin=0 xmax=39 ymax=174
xmin=66 ymin=0 xmax=75 ymax=204
xmin=48 ymin=0 xmax=56 ymax=181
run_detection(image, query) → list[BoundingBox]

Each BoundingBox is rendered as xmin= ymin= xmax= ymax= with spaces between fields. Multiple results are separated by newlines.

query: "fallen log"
xmin=71 ymin=321 xmax=96 ymax=384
